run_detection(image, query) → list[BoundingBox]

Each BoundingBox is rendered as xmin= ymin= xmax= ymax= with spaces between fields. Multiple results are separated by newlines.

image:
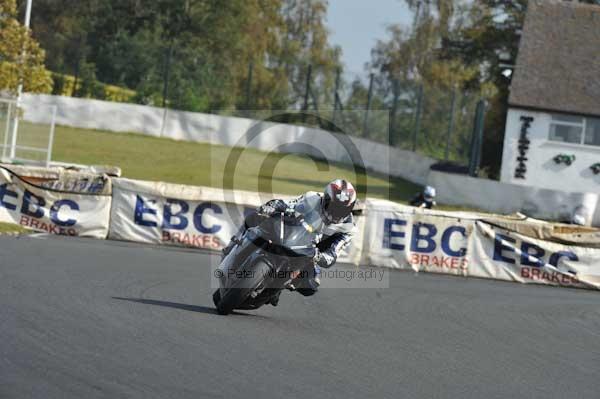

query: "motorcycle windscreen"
xmin=263 ymin=215 xmax=317 ymax=257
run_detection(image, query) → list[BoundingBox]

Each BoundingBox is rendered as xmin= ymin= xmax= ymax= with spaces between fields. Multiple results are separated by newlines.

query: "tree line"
xmin=25 ymin=0 xmax=341 ymax=112
xmin=3 ymin=0 xmax=599 ymax=176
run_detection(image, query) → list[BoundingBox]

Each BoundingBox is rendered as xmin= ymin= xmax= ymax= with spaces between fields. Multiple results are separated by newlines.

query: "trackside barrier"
xmin=427 ymin=170 xmax=599 ymax=226
xmin=468 ymin=221 xmax=600 ymax=289
xmin=109 ymin=178 xmax=260 ymax=252
xmin=1 ymin=164 xmax=599 ymax=290
xmin=361 ymin=199 xmax=474 ymax=276
xmin=362 ymin=199 xmax=600 ymax=290
xmin=0 ymin=166 xmax=111 ymax=238
xmin=108 ymin=178 xmax=365 ymax=265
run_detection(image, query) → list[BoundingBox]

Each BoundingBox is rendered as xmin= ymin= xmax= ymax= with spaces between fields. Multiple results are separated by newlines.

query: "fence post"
xmin=332 ymin=68 xmax=341 ymax=125
xmin=244 ymin=61 xmax=253 ymax=112
xmin=444 ymin=88 xmax=457 ymax=160
xmin=389 ymin=79 xmax=400 ymax=146
xmin=310 ymin=87 xmax=319 ymax=112
xmin=302 ymin=64 xmax=313 ymax=123
xmin=468 ymin=99 xmax=487 ymax=177
xmin=412 ymin=84 xmax=423 ymax=152
xmin=46 ymin=106 xmax=57 ymax=167
xmin=2 ymin=102 xmax=11 ymax=160
xmin=160 ymin=44 xmax=174 ymax=138
xmin=302 ymin=65 xmax=312 ymax=110
xmin=72 ymin=59 xmax=80 ymax=97
xmin=71 ymin=36 xmax=85 ymax=97
xmin=362 ymin=72 xmax=374 ymax=137
xmin=8 ymin=97 xmax=20 ymax=159
xmin=162 ymin=44 xmax=174 ymax=109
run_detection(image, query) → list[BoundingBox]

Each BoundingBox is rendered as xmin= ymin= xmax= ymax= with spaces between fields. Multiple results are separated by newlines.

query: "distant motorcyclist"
xmin=410 ymin=185 xmax=437 ymax=209
xmin=570 ymin=205 xmax=587 ymax=226
xmin=222 ymin=179 xmax=357 ymax=304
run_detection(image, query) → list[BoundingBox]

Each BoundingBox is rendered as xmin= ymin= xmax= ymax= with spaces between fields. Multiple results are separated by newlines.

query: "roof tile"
xmin=509 ymin=0 xmax=600 ymax=117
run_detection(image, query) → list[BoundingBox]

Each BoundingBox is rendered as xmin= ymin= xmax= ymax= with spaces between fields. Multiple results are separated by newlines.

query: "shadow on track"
xmin=112 ymin=297 xmax=262 ymax=317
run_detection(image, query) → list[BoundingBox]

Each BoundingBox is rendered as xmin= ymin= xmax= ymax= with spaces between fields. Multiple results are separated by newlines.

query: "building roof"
xmin=509 ymin=0 xmax=600 ymax=117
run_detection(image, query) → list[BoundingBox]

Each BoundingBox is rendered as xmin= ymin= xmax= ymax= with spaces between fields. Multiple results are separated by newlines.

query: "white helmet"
xmin=571 ymin=205 xmax=588 ymax=226
xmin=571 ymin=214 xmax=586 ymax=226
xmin=424 ymin=186 xmax=436 ymax=201
xmin=322 ymin=179 xmax=357 ymax=223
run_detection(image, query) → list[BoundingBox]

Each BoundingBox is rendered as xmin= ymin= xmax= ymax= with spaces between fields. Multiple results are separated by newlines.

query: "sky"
xmin=327 ymin=0 xmax=413 ymax=81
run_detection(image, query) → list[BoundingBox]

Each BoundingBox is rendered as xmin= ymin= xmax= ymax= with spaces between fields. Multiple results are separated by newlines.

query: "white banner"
xmin=362 ymin=199 xmax=600 ymax=290
xmin=362 ymin=199 xmax=473 ymax=276
xmin=468 ymin=221 xmax=600 ymax=289
xmin=109 ymin=178 xmax=363 ymax=264
xmin=0 ymin=163 xmax=113 ymax=195
xmin=0 ymin=167 xmax=111 ymax=238
xmin=109 ymin=178 xmax=252 ymax=250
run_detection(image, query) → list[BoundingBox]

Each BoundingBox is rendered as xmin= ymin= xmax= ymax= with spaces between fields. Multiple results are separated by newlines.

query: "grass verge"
xmin=0 ymin=222 xmax=31 ymax=235
xmin=50 ymin=125 xmax=421 ymax=202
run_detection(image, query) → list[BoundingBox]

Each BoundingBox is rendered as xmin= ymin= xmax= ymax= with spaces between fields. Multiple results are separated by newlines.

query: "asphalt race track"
xmin=1 ymin=235 xmax=599 ymax=399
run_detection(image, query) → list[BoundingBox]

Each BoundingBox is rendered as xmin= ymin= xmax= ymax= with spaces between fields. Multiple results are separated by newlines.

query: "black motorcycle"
xmin=212 ymin=212 xmax=318 ymax=315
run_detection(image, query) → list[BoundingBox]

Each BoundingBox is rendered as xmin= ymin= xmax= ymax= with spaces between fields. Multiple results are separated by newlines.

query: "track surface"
xmin=1 ymin=235 xmax=599 ymax=398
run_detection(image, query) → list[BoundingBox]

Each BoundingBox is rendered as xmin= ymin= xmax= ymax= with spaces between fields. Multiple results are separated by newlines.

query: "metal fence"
xmin=65 ymin=54 xmax=489 ymax=173
xmin=0 ymin=98 xmax=57 ymax=166
xmin=330 ymin=78 xmax=485 ymax=167
xmin=195 ymin=64 xmax=486 ymax=170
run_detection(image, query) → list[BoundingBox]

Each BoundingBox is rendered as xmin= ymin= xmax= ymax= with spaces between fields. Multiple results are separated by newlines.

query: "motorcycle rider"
xmin=410 ymin=185 xmax=437 ymax=209
xmin=222 ymin=179 xmax=357 ymax=304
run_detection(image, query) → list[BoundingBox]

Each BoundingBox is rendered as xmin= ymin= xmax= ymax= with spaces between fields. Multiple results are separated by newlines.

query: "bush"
xmin=51 ymin=73 xmax=66 ymax=95
xmin=76 ymin=61 xmax=97 ymax=98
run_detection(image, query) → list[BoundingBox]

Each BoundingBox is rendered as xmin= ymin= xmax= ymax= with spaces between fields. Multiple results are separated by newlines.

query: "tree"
xmin=278 ymin=0 xmax=342 ymax=109
xmin=367 ymin=0 xmax=486 ymax=157
xmin=0 ymin=0 xmax=51 ymax=95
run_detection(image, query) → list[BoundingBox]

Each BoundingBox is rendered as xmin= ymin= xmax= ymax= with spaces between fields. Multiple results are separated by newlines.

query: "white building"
xmin=500 ymin=0 xmax=600 ymax=194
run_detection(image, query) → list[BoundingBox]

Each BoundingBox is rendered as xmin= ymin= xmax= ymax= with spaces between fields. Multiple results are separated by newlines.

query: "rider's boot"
xmin=313 ymin=264 xmax=321 ymax=286
xmin=269 ymin=290 xmax=281 ymax=306
xmin=294 ymin=264 xmax=321 ymax=297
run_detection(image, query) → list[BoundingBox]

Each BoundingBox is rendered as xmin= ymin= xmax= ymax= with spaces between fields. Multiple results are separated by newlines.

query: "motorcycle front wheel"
xmin=215 ymin=259 xmax=272 ymax=315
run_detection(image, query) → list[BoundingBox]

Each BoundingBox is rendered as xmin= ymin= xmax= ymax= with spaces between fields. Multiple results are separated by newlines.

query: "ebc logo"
xmin=383 ymin=218 xmax=469 ymax=270
xmin=493 ymin=233 xmax=578 ymax=267
xmin=383 ymin=218 xmax=467 ymax=256
xmin=493 ymin=233 xmax=580 ymax=284
xmin=0 ymin=184 xmax=80 ymax=230
xmin=134 ymin=195 xmax=223 ymax=234
xmin=134 ymin=196 xmax=256 ymax=249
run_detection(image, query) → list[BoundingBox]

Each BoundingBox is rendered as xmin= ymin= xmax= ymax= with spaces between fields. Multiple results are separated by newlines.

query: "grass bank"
xmin=51 ymin=126 xmax=421 ymax=202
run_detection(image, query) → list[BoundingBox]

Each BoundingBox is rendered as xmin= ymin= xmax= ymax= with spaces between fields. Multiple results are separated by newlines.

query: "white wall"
xmin=428 ymin=170 xmax=599 ymax=225
xmin=501 ymin=108 xmax=600 ymax=193
xmin=21 ymin=94 xmax=436 ymax=186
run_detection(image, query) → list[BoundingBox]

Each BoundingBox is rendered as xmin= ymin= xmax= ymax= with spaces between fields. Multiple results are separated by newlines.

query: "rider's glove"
xmin=284 ymin=207 xmax=299 ymax=218
xmin=313 ymin=249 xmax=322 ymax=265
xmin=260 ymin=204 xmax=277 ymax=215
xmin=258 ymin=199 xmax=288 ymax=216
xmin=313 ymin=249 xmax=328 ymax=268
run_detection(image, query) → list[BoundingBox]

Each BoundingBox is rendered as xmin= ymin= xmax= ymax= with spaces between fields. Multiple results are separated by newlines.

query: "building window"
xmin=549 ymin=115 xmax=583 ymax=144
xmin=584 ymin=118 xmax=600 ymax=146
xmin=548 ymin=114 xmax=600 ymax=147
